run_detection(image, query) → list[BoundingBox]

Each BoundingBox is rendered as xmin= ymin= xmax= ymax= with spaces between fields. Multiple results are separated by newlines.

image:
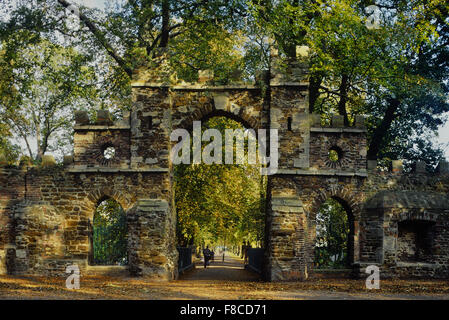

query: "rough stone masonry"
xmin=1 ymin=47 xmax=449 ymax=281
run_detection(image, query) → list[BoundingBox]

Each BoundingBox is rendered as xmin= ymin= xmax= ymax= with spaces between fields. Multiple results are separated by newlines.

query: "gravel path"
xmin=0 ymin=253 xmax=448 ymax=299
xmin=179 ymin=253 xmax=260 ymax=282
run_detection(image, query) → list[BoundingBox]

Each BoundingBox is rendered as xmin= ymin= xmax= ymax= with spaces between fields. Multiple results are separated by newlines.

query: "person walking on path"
xmin=203 ymin=246 xmax=211 ymax=268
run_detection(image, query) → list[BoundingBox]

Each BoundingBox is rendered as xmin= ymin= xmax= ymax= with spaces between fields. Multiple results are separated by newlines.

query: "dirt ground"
xmin=0 ymin=254 xmax=448 ymax=300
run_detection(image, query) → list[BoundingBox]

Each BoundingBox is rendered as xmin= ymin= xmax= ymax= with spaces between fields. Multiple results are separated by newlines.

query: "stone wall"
xmin=0 ymin=164 xmax=176 ymax=279
xmin=1 ymin=53 xmax=449 ymax=281
xmin=356 ymin=164 xmax=449 ymax=278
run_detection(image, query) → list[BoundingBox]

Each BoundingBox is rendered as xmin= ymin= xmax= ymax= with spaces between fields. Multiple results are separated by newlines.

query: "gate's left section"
xmin=70 ymin=102 xmax=177 ymax=280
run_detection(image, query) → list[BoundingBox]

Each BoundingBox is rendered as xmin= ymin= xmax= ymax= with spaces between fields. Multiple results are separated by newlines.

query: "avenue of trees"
xmin=174 ymin=116 xmax=266 ymax=249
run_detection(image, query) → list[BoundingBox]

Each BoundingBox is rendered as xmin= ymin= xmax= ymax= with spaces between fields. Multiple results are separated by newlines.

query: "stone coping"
xmin=396 ymin=262 xmax=437 ymax=268
xmin=73 ymin=125 xmax=365 ymax=133
xmin=364 ymin=190 xmax=449 ymax=209
xmin=313 ymin=268 xmax=353 ymax=273
xmin=131 ymin=81 xmax=309 ymax=90
xmin=132 ymin=82 xmax=259 ymax=90
xmin=74 ymin=125 xmax=130 ymax=131
xmin=67 ymin=167 xmax=169 ymax=173
xmin=86 ymin=265 xmax=128 ymax=271
xmin=310 ymin=127 xmax=367 ymax=133
xmin=270 ymin=81 xmax=309 ymax=88
xmin=275 ymin=169 xmax=368 ymax=177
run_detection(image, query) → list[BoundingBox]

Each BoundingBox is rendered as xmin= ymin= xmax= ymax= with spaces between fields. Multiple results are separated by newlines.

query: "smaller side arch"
xmin=85 ymin=188 xmax=134 ymax=212
xmin=307 ymin=186 xmax=363 ymax=266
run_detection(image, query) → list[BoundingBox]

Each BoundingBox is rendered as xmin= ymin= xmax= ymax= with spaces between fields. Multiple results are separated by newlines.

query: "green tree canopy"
xmin=250 ymin=0 xmax=449 ymax=167
xmin=174 ymin=117 xmax=265 ymax=248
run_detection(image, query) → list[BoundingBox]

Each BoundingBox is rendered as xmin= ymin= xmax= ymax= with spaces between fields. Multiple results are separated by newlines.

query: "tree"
xmin=0 ymin=49 xmax=20 ymax=163
xmin=0 ymin=0 xmax=253 ymax=159
xmin=315 ymin=198 xmax=349 ymax=268
xmin=0 ymin=37 xmax=98 ymax=161
xmin=1 ymin=0 xmax=249 ymax=79
xmin=250 ymin=0 xmax=449 ymax=165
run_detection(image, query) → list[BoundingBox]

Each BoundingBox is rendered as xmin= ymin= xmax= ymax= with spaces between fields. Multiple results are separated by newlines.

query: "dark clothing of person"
xmin=203 ymin=248 xmax=211 ymax=268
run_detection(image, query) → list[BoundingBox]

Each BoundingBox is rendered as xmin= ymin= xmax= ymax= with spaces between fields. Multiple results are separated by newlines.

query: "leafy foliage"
xmin=315 ymin=198 xmax=350 ymax=269
xmin=92 ymin=199 xmax=128 ymax=266
xmin=250 ymin=0 xmax=449 ymax=166
xmin=174 ymin=117 xmax=265 ymax=248
xmin=1 ymin=0 xmax=448 ymax=165
xmin=0 ymin=36 xmax=100 ymax=161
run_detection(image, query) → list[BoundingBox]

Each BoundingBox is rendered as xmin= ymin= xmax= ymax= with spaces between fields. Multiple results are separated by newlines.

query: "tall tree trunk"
xmin=337 ymin=74 xmax=350 ymax=126
xmin=32 ymin=112 xmax=42 ymax=161
xmin=367 ymin=98 xmax=400 ymax=160
xmin=35 ymin=126 xmax=42 ymax=161
xmin=159 ymin=0 xmax=170 ymax=49
xmin=309 ymin=74 xmax=322 ymax=113
xmin=57 ymin=0 xmax=133 ymax=76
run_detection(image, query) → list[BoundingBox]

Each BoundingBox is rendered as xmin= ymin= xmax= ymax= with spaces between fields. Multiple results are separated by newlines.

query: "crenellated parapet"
xmin=274 ymin=113 xmax=368 ymax=175
xmin=365 ymin=159 xmax=449 ymax=193
xmin=309 ymin=114 xmax=367 ymax=173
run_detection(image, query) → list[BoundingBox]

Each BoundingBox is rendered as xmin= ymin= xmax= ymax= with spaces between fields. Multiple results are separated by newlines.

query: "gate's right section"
xmin=264 ymin=96 xmax=368 ymax=281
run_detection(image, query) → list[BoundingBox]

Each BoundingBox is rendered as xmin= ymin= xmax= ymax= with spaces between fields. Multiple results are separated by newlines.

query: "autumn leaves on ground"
xmin=0 ymin=255 xmax=448 ymax=300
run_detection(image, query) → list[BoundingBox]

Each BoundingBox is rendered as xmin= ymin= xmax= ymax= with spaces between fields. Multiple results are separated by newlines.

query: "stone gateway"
xmin=1 ymin=51 xmax=449 ymax=281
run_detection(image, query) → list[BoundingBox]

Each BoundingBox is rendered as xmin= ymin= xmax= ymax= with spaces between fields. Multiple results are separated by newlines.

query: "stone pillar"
xmin=128 ymin=82 xmax=177 ymax=280
xmin=391 ymin=160 xmax=403 ymax=174
xmin=265 ymin=48 xmax=311 ymax=281
xmin=265 ymin=187 xmax=307 ymax=281
xmin=130 ymin=86 xmax=172 ymax=169
xmin=269 ymin=84 xmax=310 ymax=170
xmin=128 ymin=198 xmax=177 ymax=280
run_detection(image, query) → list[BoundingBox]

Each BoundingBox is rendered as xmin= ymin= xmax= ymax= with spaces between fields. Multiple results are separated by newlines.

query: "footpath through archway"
xmin=178 ymin=252 xmax=260 ymax=282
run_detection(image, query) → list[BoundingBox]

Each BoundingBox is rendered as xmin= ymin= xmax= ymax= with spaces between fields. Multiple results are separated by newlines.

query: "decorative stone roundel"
xmin=99 ymin=143 xmax=118 ymax=166
xmin=103 ymin=146 xmax=116 ymax=160
xmin=325 ymin=146 xmax=345 ymax=169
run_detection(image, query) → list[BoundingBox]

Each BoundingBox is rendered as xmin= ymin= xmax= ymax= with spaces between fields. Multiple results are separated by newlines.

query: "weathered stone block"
xmin=41 ymin=155 xmax=56 ymax=167
xmin=96 ymin=110 xmax=113 ymax=125
xmin=75 ymin=111 xmax=90 ymax=125
xmin=391 ymin=160 xmax=403 ymax=173
xmin=331 ymin=115 xmax=344 ymax=127
xmin=354 ymin=115 xmax=366 ymax=128
xmin=213 ymin=94 xmax=229 ymax=111
xmin=367 ymin=160 xmax=377 ymax=170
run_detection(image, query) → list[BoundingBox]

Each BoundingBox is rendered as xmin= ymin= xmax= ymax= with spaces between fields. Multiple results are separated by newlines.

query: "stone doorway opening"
xmin=314 ymin=197 xmax=355 ymax=270
xmin=89 ymin=198 xmax=128 ymax=266
xmin=173 ymin=115 xmax=266 ymax=279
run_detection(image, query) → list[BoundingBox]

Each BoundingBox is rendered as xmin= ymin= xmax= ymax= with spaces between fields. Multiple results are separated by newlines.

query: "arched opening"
xmin=314 ymin=197 xmax=354 ymax=269
xmin=89 ymin=198 xmax=128 ymax=266
xmin=174 ymin=115 xmax=266 ymax=280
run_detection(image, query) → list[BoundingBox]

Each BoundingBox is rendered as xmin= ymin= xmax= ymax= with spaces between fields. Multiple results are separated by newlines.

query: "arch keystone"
xmin=213 ymin=94 xmax=229 ymax=111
